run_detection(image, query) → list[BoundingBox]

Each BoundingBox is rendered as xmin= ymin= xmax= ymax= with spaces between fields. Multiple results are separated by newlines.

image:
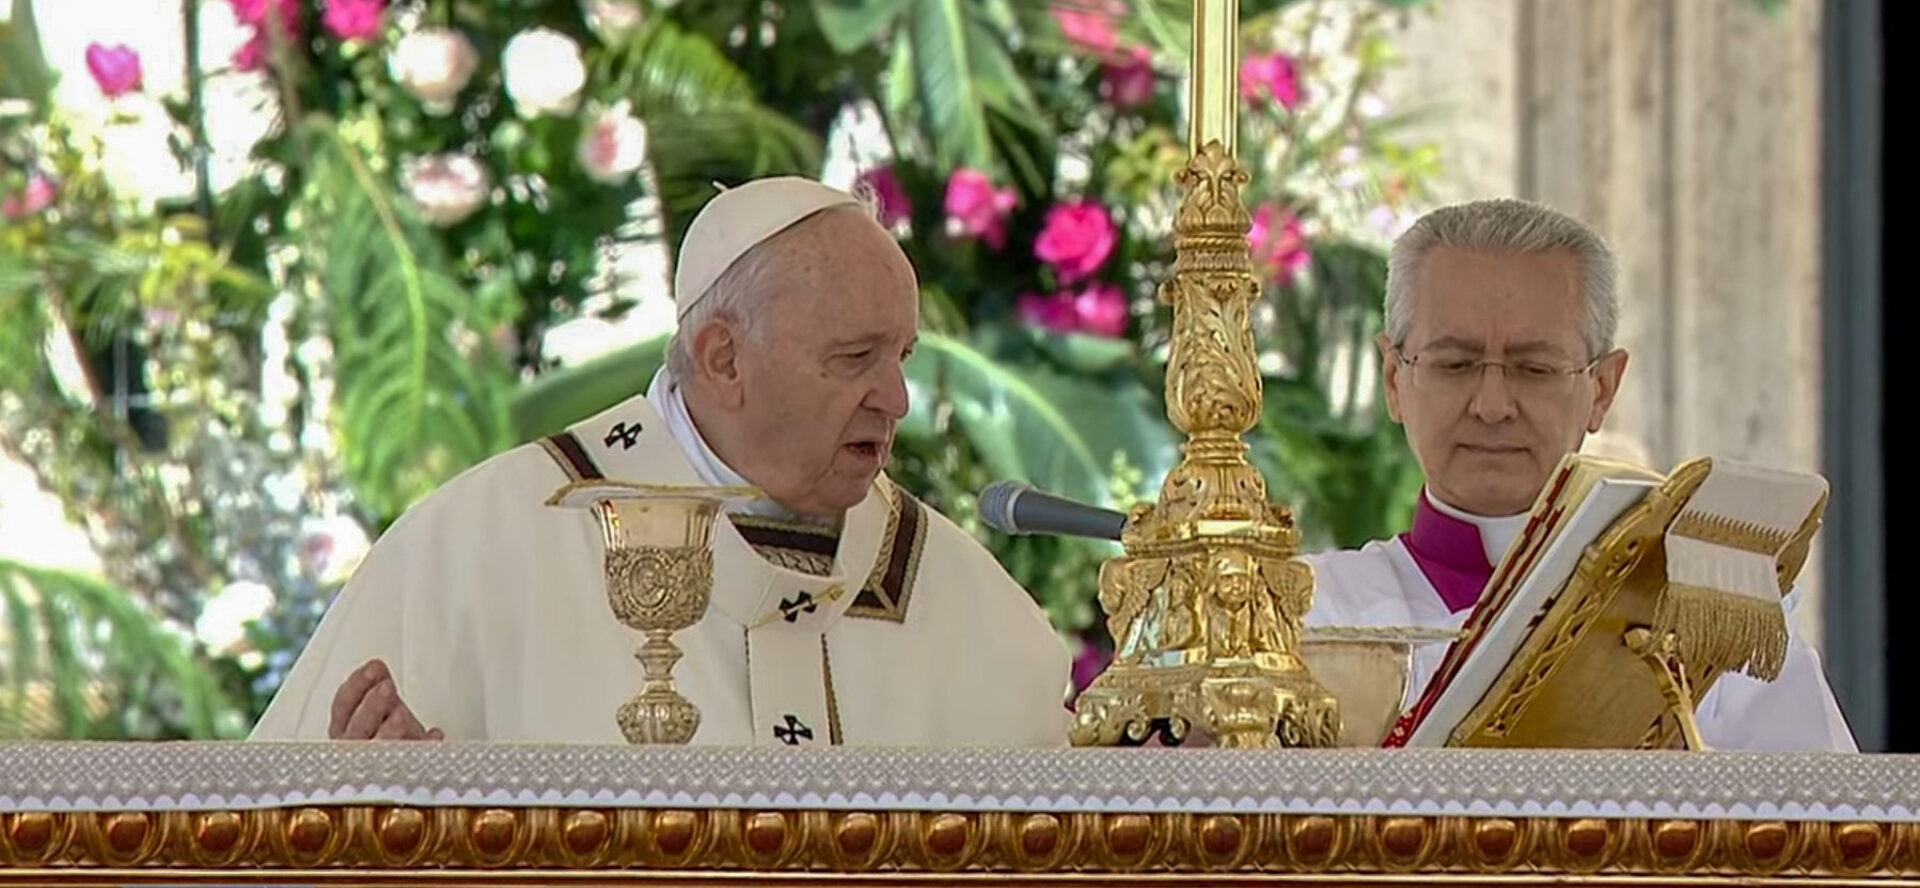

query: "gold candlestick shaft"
xmin=1187 ymin=0 xmax=1238 ymax=157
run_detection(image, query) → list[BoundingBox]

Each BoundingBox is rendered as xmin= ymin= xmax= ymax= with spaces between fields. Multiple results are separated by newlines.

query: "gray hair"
xmin=664 ymin=195 xmax=884 ymax=382
xmin=1384 ymin=198 xmax=1618 ymax=359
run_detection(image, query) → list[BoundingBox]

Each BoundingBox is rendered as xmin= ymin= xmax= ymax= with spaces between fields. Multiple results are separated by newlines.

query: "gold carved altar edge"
xmin=5 ymin=806 xmax=1918 ymax=884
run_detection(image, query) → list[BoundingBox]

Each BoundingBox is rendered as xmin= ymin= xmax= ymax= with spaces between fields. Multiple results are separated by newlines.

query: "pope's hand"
xmin=329 ymin=659 xmax=444 ymax=740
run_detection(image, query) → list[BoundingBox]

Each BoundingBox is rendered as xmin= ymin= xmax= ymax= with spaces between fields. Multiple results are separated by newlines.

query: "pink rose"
xmin=1249 ymin=205 xmax=1311 ymax=287
xmin=1240 ymin=52 xmax=1303 ymax=110
xmin=1071 ymin=282 xmax=1128 ymax=337
xmin=322 ymin=0 xmax=386 ymax=41
xmin=84 ymin=43 xmax=143 ymax=97
xmin=1018 ymin=283 xmax=1128 ymax=338
xmin=943 ymin=168 xmax=1017 ymax=249
xmin=1050 ymin=0 xmax=1120 ymax=56
xmin=230 ymin=0 xmax=300 ymax=27
xmin=229 ymin=0 xmax=301 ymax=71
xmin=1034 ymin=200 xmax=1116 ymax=284
xmin=1 ymin=174 xmax=58 ymax=219
xmin=856 ymin=166 xmax=912 ymax=228
xmin=1017 ymin=291 xmax=1077 ymax=334
xmin=576 ymin=104 xmax=648 ymax=184
xmin=1100 ymin=46 xmax=1155 ymax=109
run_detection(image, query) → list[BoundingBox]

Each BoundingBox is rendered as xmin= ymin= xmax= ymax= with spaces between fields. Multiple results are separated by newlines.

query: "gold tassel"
xmin=1652 ymin=583 xmax=1789 ymax=682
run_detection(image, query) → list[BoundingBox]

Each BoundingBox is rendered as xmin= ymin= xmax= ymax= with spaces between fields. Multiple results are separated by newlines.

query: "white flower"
xmin=195 ymin=581 xmax=276 ymax=656
xmin=400 ymin=153 xmax=491 ymax=226
xmin=388 ymin=27 xmax=479 ymax=115
xmin=576 ymin=103 xmax=649 ymax=184
xmin=297 ymin=514 xmax=372 ymax=585
xmin=585 ymin=0 xmax=645 ymax=42
xmin=501 ymin=28 xmax=586 ymax=118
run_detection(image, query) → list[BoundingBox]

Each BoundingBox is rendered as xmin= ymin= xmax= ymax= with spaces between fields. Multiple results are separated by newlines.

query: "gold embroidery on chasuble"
xmin=730 ymin=515 xmax=840 ymax=578
xmin=846 ymin=480 xmax=929 ymax=623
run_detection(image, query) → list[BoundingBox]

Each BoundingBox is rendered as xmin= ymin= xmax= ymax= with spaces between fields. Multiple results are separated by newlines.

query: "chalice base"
xmin=617 ymin=685 xmax=701 ymax=745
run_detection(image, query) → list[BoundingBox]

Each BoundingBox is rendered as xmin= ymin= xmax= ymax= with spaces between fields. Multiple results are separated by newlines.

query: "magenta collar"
xmin=1397 ymin=490 xmax=1493 ymax=613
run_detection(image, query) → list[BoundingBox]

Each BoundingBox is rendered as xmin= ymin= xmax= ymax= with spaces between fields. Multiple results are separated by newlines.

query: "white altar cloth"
xmin=1 ymin=744 xmax=1913 ymax=823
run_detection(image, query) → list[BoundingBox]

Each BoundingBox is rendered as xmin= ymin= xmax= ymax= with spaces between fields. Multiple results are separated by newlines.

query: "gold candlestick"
xmin=548 ymin=480 xmax=760 ymax=745
xmin=1069 ymin=0 xmax=1340 ymax=749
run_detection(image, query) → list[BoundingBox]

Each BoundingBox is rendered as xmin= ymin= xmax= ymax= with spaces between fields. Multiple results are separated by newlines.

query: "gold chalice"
xmin=1298 ymin=626 xmax=1460 ymax=746
xmin=547 ymin=480 xmax=761 ymax=744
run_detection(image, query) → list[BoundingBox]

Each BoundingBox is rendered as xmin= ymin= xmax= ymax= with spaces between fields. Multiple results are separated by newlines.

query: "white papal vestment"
xmin=1298 ymin=493 xmax=1857 ymax=752
xmin=252 ymin=372 xmax=1072 ymax=746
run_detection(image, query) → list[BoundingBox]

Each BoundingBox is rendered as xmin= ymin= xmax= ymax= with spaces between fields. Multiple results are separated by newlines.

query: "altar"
xmin=1 ymin=742 xmax=1915 ymax=884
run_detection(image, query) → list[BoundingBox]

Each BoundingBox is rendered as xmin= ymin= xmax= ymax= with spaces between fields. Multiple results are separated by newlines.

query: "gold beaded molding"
xmin=4 ymin=807 xmax=1918 ymax=883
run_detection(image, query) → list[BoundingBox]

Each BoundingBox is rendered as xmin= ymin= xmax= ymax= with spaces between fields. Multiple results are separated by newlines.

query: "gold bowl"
xmin=1298 ymin=627 xmax=1458 ymax=747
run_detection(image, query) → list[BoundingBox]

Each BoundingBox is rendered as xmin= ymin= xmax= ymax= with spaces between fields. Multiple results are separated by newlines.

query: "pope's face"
xmin=728 ymin=208 xmax=919 ymax=516
xmin=1381 ymin=247 xmax=1628 ymax=516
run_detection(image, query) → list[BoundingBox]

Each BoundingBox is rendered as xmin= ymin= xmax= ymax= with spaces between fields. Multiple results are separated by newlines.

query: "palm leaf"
xmin=604 ymin=19 xmax=825 ymax=252
xmin=0 ymin=0 xmax=52 ymax=104
xmin=904 ymin=334 xmax=1175 ymax=508
xmin=0 ymin=255 xmax=49 ymax=396
xmin=509 ymin=335 xmax=668 ymax=445
xmin=298 ymin=123 xmax=515 ymax=523
xmin=904 ymin=0 xmax=996 ymax=172
xmin=0 ymin=559 xmax=242 ymax=739
xmin=614 ymin=19 xmax=757 ymax=116
xmin=811 ymin=0 xmax=915 ymax=53
xmin=647 ymin=105 xmax=825 ymax=250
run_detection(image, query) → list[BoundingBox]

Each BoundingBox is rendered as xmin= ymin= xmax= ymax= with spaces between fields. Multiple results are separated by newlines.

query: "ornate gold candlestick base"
xmin=1069 ymin=142 xmax=1339 ymax=750
xmin=549 ymin=481 xmax=759 ymax=745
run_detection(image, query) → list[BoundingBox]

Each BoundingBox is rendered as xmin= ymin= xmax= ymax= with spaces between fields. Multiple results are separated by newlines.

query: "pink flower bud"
xmin=855 ymin=166 xmax=912 ymax=228
xmin=322 ymin=0 xmax=386 ymax=42
xmin=84 ymin=43 xmax=143 ymax=97
xmin=1239 ymin=52 xmax=1304 ymax=110
xmin=1100 ymin=46 xmax=1155 ymax=109
xmin=1249 ymin=205 xmax=1312 ymax=287
xmin=943 ymin=169 xmax=1017 ymax=250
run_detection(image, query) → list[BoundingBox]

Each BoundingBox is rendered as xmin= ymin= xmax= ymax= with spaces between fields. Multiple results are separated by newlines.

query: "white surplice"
xmin=1298 ymin=492 xmax=1857 ymax=752
xmin=251 ymin=370 xmax=1073 ymax=747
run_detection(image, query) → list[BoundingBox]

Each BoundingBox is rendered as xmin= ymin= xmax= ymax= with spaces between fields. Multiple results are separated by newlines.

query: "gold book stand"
xmin=1417 ymin=456 xmax=1830 ymax=751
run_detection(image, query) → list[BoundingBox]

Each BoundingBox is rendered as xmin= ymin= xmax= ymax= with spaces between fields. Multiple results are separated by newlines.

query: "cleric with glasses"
xmin=1296 ymin=197 xmax=1856 ymax=752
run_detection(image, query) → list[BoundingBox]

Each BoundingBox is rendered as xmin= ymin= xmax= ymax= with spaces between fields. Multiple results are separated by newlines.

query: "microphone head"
xmin=977 ymin=480 xmax=1029 ymax=534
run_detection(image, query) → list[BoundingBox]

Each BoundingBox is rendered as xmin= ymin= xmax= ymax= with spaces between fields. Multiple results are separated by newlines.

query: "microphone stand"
xmin=1067 ymin=0 xmax=1340 ymax=750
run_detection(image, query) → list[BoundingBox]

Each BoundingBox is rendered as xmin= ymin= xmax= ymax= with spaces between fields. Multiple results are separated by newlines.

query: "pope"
xmin=251 ymin=177 xmax=1073 ymax=746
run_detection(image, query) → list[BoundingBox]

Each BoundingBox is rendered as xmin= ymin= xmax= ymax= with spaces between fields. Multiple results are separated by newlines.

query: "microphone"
xmin=978 ymin=481 xmax=1128 ymax=541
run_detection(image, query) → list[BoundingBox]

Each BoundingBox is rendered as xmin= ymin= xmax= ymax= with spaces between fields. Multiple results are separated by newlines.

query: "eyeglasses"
xmin=1393 ymin=348 xmax=1601 ymax=399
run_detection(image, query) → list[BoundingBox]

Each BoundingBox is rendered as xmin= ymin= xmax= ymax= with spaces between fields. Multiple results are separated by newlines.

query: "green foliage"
xmin=903 ymin=333 xmax=1175 ymax=508
xmin=509 ymin=334 xmax=667 ymax=443
xmin=297 ymin=124 xmax=516 ymax=524
xmin=606 ymin=19 xmax=827 ymax=248
xmin=0 ymin=559 xmax=245 ymax=739
xmin=0 ymin=0 xmax=51 ymax=105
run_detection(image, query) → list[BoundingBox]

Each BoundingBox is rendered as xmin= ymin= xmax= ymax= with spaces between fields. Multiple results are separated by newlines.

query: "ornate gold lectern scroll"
xmin=1068 ymin=0 xmax=1340 ymax=749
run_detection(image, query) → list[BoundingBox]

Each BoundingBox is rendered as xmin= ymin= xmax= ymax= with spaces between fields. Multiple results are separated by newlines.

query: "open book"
xmin=1382 ymin=454 xmax=1828 ymax=749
